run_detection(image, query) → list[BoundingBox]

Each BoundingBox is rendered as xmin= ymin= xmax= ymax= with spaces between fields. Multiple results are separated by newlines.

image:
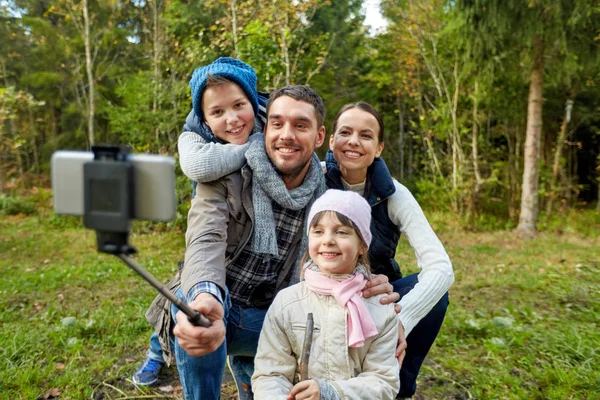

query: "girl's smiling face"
xmin=308 ymin=211 xmax=365 ymax=275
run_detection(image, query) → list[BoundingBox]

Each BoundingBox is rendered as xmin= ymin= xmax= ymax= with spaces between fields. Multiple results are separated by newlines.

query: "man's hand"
xmin=173 ymin=293 xmax=225 ymax=356
xmin=396 ymin=318 xmax=407 ymax=368
xmin=362 ymin=274 xmax=400 ymax=304
xmin=287 ymin=379 xmax=320 ymax=400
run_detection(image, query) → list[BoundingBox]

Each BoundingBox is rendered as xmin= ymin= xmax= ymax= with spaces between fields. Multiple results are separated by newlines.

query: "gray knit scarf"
xmin=245 ymin=134 xmax=326 ymax=258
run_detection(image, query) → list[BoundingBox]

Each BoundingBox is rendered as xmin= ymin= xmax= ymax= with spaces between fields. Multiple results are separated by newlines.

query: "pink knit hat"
xmin=307 ymin=189 xmax=372 ymax=246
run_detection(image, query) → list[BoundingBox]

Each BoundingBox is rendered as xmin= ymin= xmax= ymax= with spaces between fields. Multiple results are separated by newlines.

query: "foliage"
xmin=106 ymin=71 xmax=186 ymax=153
xmin=1 ymin=0 xmax=599 ymax=221
xmin=0 ymin=194 xmax=36 ymax=215
xmin=0 ymin=86 xmax=45 ymax=180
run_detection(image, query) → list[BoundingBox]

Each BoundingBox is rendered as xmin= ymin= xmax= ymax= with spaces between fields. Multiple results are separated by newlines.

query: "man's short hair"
xmin=266 ymin=85 xmax=326 ymax=128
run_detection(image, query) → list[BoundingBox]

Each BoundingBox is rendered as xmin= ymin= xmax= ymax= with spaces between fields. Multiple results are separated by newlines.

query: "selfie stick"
xmin=83 ymin=145 xmax=210 ymax=328
xmin=116 ymin=254 xmax=210 ymax=327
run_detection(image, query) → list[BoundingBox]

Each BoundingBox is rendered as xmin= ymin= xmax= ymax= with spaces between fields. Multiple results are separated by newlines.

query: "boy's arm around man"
xmin=178 ymin=131 xmax=249 ymax=183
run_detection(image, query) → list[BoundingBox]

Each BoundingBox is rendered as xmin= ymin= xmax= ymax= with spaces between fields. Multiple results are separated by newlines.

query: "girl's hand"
xmin=287 ymin=379 xmax=320 ymax=400
xmin=362 ymin=274 xmax=400 ymax=304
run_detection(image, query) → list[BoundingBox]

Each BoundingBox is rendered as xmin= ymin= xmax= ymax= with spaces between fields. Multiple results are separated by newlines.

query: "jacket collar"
xmin=325 ymin=150 xmax=395 ymax=206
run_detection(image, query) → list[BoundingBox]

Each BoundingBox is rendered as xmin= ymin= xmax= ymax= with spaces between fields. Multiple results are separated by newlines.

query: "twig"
xmin=100 ymin=380 xmax=175 ymax=399
xmin=102 ymin=381 xmax=126 ymax=397
xmin=299 ymin=312 xmax=314 ymax=381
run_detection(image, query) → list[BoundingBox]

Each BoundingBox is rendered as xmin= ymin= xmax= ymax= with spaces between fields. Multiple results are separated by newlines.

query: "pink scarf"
xmin=304 ymin=268 xmax=378 ymax=348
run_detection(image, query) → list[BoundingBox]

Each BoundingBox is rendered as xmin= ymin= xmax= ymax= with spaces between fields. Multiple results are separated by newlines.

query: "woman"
xmin=325 ymin=102 xmax=454 ymax=398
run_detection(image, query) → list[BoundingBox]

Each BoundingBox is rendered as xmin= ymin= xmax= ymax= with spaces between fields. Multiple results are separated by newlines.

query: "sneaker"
xmin=132 ymin=358 xmax=163 ymax=386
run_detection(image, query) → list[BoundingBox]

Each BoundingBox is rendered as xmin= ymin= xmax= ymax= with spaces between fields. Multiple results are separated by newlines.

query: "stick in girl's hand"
xmin=299 ymin=312 xmax=314 ymax=381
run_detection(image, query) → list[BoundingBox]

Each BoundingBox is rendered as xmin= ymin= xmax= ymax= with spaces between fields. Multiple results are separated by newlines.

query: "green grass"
xmin=1 ymin=203 xmax=599 ymax=399
xmin=407 ymin=215 xmax=600 ymax=400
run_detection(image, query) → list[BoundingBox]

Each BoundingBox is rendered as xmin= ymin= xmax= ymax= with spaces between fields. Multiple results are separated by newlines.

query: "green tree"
xmin=456 ymin=0 xmax=599 ymax=236
xmin=0 ymin=86 xmax=44 ymax=187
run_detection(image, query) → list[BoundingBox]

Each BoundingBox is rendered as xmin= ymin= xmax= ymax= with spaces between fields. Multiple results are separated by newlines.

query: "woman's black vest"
xmin=324 ymin=151 xmax=402 ymax=282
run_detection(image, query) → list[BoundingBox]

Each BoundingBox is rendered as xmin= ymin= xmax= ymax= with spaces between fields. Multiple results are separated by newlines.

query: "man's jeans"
xmin=392 ymin=273 xmax=450 ymax=398
xmin=170 ymin=288 xmax=266 ymax=400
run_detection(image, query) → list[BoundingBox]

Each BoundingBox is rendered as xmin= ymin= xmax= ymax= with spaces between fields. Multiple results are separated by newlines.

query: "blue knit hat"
xmin=189 ymin=57 xmax=259 ymax=122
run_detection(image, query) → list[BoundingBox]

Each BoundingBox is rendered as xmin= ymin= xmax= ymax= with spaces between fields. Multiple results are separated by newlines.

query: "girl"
xmin=252 ymin=189 xmax=400 ymax=400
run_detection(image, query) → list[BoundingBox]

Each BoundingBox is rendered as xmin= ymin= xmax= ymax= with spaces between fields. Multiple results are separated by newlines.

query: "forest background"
xmin=1 ymin=0 xmax=599 ymax=233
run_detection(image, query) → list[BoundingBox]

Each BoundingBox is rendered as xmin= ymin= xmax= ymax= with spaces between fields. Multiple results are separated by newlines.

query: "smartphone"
xmin=51 ymin=150 xmax=176 ymax=222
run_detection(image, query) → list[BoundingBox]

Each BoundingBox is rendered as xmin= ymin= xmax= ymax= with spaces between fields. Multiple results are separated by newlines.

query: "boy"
xmin=178 ymin=57 xmax=267 ymax=183
xmin=133 ymin=58 xmax=266 ymax=396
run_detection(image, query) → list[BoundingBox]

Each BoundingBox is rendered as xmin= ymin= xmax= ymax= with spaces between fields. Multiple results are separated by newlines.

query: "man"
xmin=178 ymin=85 xmax=327 ymax=399
xmin=147 ymin=85 xmax=397 ymax=400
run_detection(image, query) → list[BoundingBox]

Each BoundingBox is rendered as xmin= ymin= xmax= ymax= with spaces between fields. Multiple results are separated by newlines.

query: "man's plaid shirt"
xmin=187 ymin=201 xmax=305 ymax=309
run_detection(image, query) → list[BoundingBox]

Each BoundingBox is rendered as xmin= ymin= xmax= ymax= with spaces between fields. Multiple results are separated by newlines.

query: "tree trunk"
xmin=27 ymin=107 xmax=40 ymax=175
xmin=397 ymin=93 xmax=405 ymax=182
xmin=505 ymin=124 xmax=524 ymax=220
xmin=281 ymin=21 xmax=290 ymax=85
xmin=417 ymin=82 xmax=442 ymax=179
xmin=0 ymin=59 xmax=12 ymax=191
xmin=505 ymin=126 xmax=516 ymax=219
xmin=450 ymin=56 xmax=464 ymax=213
xmin=408 ymin=129 xmax=413 ymax=179
xmin=546 ymin=93 xmax=573 ymax=215
xmin=83 ymin=0 xmax=95 ymax=147
xmin=451 ymin=58 xmax=463 ymax=189
xmin=230 ymin=0 xmax=239 ymax=57
xmin=516 ymin=36 xmax=544 ymax=237
xmin=152 ymin=0 xmax=162 ymax=149
xmin=1 ymin=59 xmax=17 ymax=151
xmin=14 ymin=145 xmax=24 ymax=178
xmin=470 ymin=80 xmax=483 ymax=218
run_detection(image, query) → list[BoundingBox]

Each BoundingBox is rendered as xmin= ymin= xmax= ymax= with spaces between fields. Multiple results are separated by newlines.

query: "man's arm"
xmin=182 ymin=179 xmax=231 ymax=296
xmin=173 ymin=178 xmax=232 ymax=356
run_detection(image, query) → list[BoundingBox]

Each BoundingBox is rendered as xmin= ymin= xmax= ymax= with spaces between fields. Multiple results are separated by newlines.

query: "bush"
xmin=0 ymin=195 xmax=36 ymax=216
xmin=538 ymin=208 xmax=600 ymax=238
xmin=411 ymin=178 xmax=456 ymax=213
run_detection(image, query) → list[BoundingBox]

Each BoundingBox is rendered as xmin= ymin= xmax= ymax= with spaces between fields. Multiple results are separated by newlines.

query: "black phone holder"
xmin=84 ymin=145 xmax=136 ymax=255
xmin=82 ymin=145 xmax=210 ymax=327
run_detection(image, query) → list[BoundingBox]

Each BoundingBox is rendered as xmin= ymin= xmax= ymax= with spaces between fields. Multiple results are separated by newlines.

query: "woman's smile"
xmin=330 ymin=108 xmax=384 ymax=184
xmin=342 ymin=150 xmax=363 ymax=159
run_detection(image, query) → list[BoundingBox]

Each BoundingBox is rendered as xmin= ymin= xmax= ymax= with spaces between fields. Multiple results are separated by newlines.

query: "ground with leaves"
xmin=0 ymin=198 xmax=598 ymax=399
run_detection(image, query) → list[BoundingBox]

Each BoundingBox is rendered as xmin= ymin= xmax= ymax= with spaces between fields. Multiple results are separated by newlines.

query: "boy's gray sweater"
xmin=178 ymin=131 xmax=249 ymax=183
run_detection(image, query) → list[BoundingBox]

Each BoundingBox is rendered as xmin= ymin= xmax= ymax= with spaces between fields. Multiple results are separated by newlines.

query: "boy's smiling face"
xmin=202 ymin=81 xmax=255 ymax=144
